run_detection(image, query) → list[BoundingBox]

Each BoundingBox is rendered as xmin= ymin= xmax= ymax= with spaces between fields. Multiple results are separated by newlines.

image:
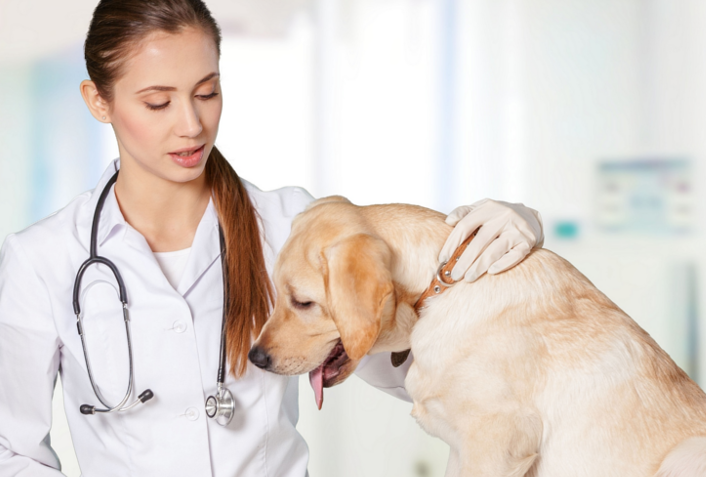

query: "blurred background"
xmin=2 ymin=0 xmax=706 ymax=475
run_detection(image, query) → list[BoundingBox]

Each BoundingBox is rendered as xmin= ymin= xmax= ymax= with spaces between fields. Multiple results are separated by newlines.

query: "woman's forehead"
xmin=116 ymin=28 xmax=220 ymax=93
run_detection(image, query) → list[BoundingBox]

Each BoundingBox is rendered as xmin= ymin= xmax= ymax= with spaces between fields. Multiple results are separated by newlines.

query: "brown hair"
xmin=85 ymin=0 xmax=273 ymax=377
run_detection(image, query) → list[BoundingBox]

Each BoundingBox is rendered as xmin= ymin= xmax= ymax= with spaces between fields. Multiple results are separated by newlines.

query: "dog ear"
xmin=323 ymin=234 xmax=394 ymax=361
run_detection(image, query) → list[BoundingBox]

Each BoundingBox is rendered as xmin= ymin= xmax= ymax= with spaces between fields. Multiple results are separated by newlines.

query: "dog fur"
xmin=251 ymin=197 xmax=706 ymax=476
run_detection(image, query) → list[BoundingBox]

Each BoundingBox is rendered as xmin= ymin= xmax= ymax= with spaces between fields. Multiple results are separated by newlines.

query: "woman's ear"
xmin=80 ymin=80 xmax=111 ymax=123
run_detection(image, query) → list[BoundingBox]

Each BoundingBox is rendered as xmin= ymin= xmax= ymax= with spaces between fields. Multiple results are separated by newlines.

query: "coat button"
xmin=184 ymin=407 xmax=199 ymax=421
xmin=173 ymin=321 xmax=187 ymax=333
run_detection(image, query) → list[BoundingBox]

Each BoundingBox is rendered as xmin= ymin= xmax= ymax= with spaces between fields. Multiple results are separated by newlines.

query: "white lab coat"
xmin=0 ymin=160 xmax=410 ymax=477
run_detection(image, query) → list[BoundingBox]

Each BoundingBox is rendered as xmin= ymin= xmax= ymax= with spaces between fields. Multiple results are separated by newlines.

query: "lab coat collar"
xmin=87 ymin=158 xmax=222 ymax=296
xmin=96 ymin=182 xmax=127 ymax=248
xmin=80 ymin=159 xmax=126 ymax=249
xmin=118 ymin=196 xmax=221 ymax=297
xmin=176 ymin=198 xmax=221 ymax=296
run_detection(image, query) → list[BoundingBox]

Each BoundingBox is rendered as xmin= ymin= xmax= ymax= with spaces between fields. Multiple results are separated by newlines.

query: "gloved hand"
xmin=439 ymin=199 xmax=544 ymax=282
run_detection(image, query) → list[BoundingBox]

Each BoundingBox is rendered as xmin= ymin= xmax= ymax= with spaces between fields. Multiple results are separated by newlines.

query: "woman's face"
xmin=107 ymin=27 xmax=222 ymax=183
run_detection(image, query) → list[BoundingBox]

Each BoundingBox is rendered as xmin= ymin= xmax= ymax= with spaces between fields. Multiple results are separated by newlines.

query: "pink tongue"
xmin=309 ymin=364 xmax=325 ymax=410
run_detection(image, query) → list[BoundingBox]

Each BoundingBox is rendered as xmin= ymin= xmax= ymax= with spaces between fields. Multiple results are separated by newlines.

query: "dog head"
xmin=249 ymin=197 xmax=396 ymax=408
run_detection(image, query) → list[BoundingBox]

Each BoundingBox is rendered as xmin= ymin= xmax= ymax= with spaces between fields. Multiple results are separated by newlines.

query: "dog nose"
xmin=248 ymin=346 xmax=271 ymax=369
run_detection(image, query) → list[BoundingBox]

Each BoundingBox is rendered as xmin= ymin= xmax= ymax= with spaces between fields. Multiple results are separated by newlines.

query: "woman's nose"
xmin=175 ymin=101 xmax=203 ymax=138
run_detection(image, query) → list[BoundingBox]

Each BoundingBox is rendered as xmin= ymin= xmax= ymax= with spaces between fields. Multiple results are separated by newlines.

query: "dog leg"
xmin=456 ymin=411 xmax=542 ymax=477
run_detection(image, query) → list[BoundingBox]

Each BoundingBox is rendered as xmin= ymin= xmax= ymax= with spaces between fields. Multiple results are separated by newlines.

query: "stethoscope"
xmin=73 ymin=169 xmax=234 ymax=426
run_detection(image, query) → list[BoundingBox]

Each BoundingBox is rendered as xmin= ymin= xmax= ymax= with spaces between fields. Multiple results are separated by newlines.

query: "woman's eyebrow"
xmin=194 ymin=72 xmax=220 ymax=87
xmin=135 ymin=72 xmax=220 ymax=94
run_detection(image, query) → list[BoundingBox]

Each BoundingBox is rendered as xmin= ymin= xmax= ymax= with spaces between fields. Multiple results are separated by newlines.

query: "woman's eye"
xmin=145 ymin=101 xmax=170 ymax=111
xmin=197 ymin=92 xmax=219 ymax=101
xmin=291 ymin=297 xmax=314 ymax=310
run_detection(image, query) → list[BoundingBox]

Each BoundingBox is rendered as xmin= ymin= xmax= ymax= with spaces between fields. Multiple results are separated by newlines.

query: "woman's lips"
xmin=168 ymin=145 xmax=206 ymax=168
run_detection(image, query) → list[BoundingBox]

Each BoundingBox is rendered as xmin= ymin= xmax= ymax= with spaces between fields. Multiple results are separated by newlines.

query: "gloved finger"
xmin=440 ymin=205 xmax=499 ymax=263
xmin=444 ymin=198 xmax=490 ymax=226
xmin=462 ymin=235 xmax=514 ymax=283
xmin=440 ymin=205 xmax=484 ymax=262
xmin=444 ymin=205 xmax=475 ymax=226
xmin=487 ymin=241 xmax=532 ymax=275
xmin=450 ymin=220 xmax=506 ymax=281
xmin=439 ymin=225 xmax=468 ymax=263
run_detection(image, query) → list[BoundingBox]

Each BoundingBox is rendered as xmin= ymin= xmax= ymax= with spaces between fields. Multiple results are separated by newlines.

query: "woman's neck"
xmin=114 ymin=158 xmax=211 ymax=253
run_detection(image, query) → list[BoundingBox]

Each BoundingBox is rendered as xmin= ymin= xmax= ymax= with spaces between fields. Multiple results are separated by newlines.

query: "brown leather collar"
xmin=413 ymin=229 xmax=477 ymax=313
xmin=390 ymin=229 xmax=478 ymax=367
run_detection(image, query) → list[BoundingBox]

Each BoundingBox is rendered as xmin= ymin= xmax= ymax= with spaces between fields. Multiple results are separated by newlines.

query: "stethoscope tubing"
xmin=74 ymin=257 xmax=128 ymax=315
xmin=73 ymin=172 xmax=127 ymax=315
xmin=216 ymin=225 xmax=228 ymax=386
xmin=204 ymin=217 xmax=234 ymax=425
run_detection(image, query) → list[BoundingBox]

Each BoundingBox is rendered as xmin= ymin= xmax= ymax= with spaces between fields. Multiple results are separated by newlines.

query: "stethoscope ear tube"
xmin=80 ymin=389 xmax=155 ymax=415
xmin=76 ymin=300 xmax=147 ymax=414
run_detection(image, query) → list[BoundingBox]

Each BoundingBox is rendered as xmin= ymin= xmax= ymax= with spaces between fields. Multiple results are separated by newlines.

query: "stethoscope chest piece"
xmin=205 ymin=385 xmax=234 ymax=426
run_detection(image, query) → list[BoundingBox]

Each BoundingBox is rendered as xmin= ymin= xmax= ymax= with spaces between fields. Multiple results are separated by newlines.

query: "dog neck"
xmin=362 ymin=203 xmax=452 ymax=296
xmin=360 ymin=204 xmax=453 ymax=355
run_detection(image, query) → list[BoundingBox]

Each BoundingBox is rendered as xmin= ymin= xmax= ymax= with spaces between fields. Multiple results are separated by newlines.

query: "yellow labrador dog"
xmin=249 ymin=196 xmax=706 ymax=477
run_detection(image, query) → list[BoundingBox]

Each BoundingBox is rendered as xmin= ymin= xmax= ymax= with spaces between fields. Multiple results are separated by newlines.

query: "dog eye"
xmin=291 ymin=297 xmax=314 ymax=310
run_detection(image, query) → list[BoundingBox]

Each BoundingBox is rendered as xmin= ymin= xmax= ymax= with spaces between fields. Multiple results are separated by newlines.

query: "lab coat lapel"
xmin=176 ymin=198 xmax=221 ymax=297
xmin=96 ymin=179 xmax=128 ymax=246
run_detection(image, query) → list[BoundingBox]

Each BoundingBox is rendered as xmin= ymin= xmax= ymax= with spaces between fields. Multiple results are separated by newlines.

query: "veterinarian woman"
xmin=0 ymin=1 xmax=544 ymax=475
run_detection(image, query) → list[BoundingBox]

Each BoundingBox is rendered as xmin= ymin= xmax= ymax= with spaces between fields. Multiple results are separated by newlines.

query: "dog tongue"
xmin=309 ymin=363 xmax=325 ymax=410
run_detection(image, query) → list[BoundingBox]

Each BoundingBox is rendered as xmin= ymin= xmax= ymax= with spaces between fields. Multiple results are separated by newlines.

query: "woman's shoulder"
xmin=239 ymin=180 xmax=316 ymax=258
xmin=3 ymin=190 xmax=93 ymax=259
xmin=240 ymin=179 xmax=315 ymax=219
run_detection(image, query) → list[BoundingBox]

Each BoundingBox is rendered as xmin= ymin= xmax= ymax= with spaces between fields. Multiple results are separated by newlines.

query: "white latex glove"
xmin=439 ymin=199 xmax=544 ymax=283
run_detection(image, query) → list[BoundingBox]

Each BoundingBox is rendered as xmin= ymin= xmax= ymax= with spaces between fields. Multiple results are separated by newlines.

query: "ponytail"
xmin=206 ymin=146 xmax=274 ymax=377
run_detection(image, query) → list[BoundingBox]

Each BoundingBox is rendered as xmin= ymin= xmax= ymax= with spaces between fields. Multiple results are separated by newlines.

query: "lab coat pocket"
xmin=79 ymin=279 xmax=132 ymax=406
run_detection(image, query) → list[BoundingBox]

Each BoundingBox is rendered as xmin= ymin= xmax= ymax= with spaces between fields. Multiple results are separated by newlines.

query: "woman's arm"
xmin=354 ymin=353 xmax=412 ymax=402
xmin=0 ymin=235 xmax=65 ymax=476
